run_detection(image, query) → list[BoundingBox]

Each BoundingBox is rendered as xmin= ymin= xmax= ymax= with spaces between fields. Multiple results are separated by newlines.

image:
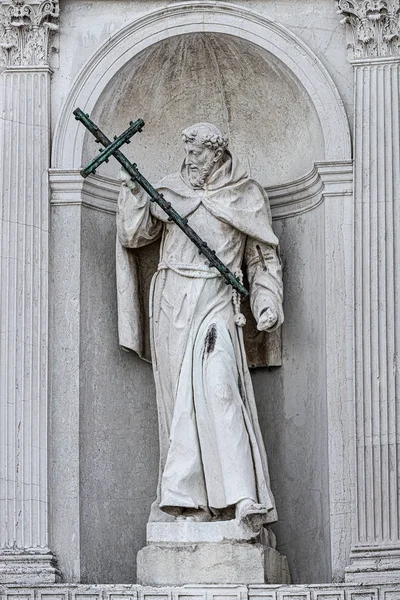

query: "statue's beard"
xmin=187 ymin=157 xmax=215 ymax=188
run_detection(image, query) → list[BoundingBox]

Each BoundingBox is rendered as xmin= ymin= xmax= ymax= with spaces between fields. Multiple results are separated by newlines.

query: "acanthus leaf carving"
xmin=336 ymin=0 xmax=400 ymax=58
xmin=0 ymin=0 xmax=59 ymax=67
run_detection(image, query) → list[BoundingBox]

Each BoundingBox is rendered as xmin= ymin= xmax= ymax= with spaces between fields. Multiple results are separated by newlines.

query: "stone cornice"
xmin=0 ymin=0 xmax=59 ymax=67
xmin=49 ymin=162 xmax=354 ymax=220
xmin=337 ymin=0 xmax=400 ymax=59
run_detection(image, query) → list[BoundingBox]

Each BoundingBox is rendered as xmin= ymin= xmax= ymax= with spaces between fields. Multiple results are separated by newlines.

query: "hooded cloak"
xmin=116 ymin=151 xmax=282 ymax=368
xmin=116 ymin=150 xmax=284 ymax=523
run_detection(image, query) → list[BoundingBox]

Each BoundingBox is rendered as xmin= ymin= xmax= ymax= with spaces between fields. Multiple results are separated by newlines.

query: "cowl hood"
xmin=150 ymin=150 xmax=278 ymax=246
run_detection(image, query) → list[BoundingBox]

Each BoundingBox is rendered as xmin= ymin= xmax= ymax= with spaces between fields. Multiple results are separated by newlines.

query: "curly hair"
xmin=182 ymin=122 xmax=229 ymax=151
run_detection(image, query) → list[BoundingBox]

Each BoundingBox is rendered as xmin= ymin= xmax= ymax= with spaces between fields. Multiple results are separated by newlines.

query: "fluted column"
xmin=337 ymin=0 xmax=400 ymax=583
xmin=0 ymin=0 xmax=60 ymax=584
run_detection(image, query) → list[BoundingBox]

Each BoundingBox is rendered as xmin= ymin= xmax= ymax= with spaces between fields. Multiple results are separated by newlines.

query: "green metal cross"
xmin=74 ymin=108 xmax=249 ymax=298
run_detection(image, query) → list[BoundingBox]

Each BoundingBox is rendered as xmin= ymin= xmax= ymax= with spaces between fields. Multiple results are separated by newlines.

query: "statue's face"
xmin=184 ymin=142 xmax=219 ymax=189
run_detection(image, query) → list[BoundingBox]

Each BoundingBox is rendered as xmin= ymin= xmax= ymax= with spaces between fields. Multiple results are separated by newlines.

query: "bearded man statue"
xmin=116 ymin=123 xmax=284 ymax=532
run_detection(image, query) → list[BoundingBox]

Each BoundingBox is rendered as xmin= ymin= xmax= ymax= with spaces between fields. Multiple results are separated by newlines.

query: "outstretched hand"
xmin=257 ymin=307 xmax=278 ymax=332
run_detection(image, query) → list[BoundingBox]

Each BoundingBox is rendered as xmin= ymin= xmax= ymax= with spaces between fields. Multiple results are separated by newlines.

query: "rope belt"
xmin=158 ymin=261 xmax=247 ymax=328
xmin=158 ymin=259 xmax=220 ymax=279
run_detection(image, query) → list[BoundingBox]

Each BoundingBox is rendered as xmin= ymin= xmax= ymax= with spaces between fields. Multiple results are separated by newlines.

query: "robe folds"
xmin=116 ymin=152 xmax=284 ymax=523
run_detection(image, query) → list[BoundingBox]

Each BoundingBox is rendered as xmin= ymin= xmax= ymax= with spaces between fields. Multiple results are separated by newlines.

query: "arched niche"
xmin=85 ymin=33 xmax=324 ymax=187
xmin=49 ymin=2 xmax=353 ymax=585
xmin=52 ymin=2 xmax=351 ymax=171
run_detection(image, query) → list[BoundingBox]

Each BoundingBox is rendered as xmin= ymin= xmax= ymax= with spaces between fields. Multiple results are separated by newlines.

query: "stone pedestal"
xmin=137 ymin=523 xmax=290 ymax=586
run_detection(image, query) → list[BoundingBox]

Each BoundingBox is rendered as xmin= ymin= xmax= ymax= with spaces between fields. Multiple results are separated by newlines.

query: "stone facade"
xmin=0 ymin=0 xmax=399 ymax=592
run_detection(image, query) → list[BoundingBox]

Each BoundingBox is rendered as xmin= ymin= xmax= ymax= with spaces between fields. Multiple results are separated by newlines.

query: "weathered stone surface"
xmin=337 ymin=0 xmax=400 ymax=59
xmin=342 ymin=36 xmax=400 ymax=588
xmin=147 ymin=521 xmax=260 ymax=544
xmin=137 ymin=543 xmax=266 ymax=585
xmin=0 ymin=51 xmax=58 ymax=588
xmin=140 ymin=522 xmax=290 ymax=585
xmin=0 ymin=0 xmax=59 ymax=67
xmin=0 ymin=553 xmax=60 ymax=585
xmin=46 ymin=2 xmax=353 ymax=581
xmin=264 ymin=547 xmax=291 ymax=585
xmin=0 ymin=582 xmax=397 ymax=600
xmin=5 ymin=0 xmax=400 ymax=590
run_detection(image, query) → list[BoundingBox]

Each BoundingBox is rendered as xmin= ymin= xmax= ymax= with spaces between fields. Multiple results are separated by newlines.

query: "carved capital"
xmin=337 ymin=0 xmax=400 ymax=58
xmin=0 ymin=0 xmax=59 ymax=67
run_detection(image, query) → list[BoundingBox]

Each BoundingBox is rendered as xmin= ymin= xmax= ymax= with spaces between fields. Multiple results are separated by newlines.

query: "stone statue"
xmin=116 ymin=123 xmax=284 ymax=532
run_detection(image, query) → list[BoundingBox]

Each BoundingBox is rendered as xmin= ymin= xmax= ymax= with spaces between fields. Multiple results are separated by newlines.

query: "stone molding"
xmin=0 ymin=583 xmax=398 ymax=600
xmin=0 ymin=0 xmax=59 ymax=67
xmin=347 ymin=546 xmax=400 ymax=584
xmin=49 ymin=162 xmax=353 ymax=221
xmin=49 ymin=170 xmax=118 ymax=214
xmin=269 ymin=162 xmax=353 ymax=219
xmin=0 ymin=554 xmax=60 ymax=585
xmin=51 ymin=1 xmax=351 ymax=170
xmin=337 ymin=0 xmax=400 ymax=59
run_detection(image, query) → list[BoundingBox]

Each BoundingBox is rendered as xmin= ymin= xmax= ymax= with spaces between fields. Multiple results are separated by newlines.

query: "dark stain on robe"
xmin=204 ymin=323 xmax=217 ymax=358
xmin=238 ymin=374 xmax=245 ymax=402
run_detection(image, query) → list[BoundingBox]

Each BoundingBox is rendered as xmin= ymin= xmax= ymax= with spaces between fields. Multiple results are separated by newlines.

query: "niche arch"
xmin=52 ymin=1 xmax=351 ymax=170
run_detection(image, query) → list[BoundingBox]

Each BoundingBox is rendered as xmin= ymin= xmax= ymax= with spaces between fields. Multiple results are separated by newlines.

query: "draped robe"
xmin=116 ymin=152 xmax=284 ymax=523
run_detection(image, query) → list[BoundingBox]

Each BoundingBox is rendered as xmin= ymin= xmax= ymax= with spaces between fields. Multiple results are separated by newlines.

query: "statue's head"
xmin=182 ymin=123 xmax=228 ymax=188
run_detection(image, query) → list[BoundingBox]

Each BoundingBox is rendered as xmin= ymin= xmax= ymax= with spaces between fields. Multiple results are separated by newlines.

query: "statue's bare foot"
xmin=236 ymin=498 xmax=268 ymax=532
xmin=176 ymin=507 xmax=212 ymax=522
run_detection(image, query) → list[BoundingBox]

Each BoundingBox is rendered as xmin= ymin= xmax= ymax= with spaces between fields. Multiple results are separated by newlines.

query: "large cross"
xmin=74 ymin=108 xmax=249 ymax=298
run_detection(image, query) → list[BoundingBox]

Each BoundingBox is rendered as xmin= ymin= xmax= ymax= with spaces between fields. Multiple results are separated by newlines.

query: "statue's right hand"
xmin=119 ymin=167 xmax=141 ymax=195
xmin=119 ymin=166 xmax=131 ymax=184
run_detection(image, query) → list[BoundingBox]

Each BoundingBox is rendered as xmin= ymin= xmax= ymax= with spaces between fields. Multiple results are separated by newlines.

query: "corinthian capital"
xmin=337 ymin=0 xmax=400 ymax=58
xmin=0 ymin=0 xmax=59 ymax=67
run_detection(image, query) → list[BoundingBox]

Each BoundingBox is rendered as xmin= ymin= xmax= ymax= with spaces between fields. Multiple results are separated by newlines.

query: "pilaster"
xmin=337 ymin=0 xmax=400 ymax=584
xmin=320 ymin=162 xmax=355 ymax=582
xmin=0 ymin=0 xmax=60 ymax=585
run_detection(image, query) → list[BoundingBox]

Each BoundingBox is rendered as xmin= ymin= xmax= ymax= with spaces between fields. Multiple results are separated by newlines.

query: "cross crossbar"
xmin=73 ymin=108 xmax=249 ymax=298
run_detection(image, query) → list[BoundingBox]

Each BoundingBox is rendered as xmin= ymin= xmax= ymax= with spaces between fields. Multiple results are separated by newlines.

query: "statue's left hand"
xmin=257 ymin=307 xmax=278 ymax=331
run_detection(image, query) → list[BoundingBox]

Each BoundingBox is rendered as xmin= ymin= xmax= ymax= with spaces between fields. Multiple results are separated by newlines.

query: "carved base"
xmin=0 ymin=551 xmax=61 ymax=585
xmin=345 ymin=548 xmax=400 ymax=584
